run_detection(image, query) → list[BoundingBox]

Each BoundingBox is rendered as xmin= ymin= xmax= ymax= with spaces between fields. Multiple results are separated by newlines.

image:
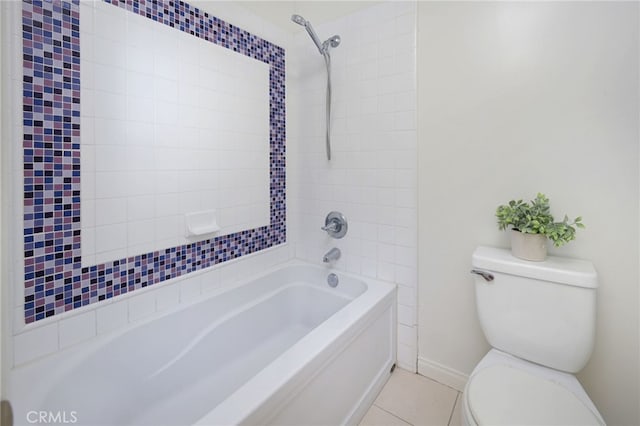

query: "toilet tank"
xmin=471 ymin=246 xmax=598 ymax=373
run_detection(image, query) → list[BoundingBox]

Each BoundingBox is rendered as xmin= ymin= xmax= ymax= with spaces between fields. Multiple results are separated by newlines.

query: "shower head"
xmin=291 ymin=14 xmax=323 ymax=54
xmin=291 ymin=14 xmax=340 ymax=55
xmin=291 ymin=14 xmax=307 ymax=26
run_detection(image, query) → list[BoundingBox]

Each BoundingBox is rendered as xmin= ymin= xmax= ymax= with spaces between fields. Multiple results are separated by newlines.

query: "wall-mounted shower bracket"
xmin=322 ymin=211 xmax=348 ymax=239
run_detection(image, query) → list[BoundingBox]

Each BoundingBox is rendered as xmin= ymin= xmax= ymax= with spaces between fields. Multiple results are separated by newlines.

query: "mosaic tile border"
xmin=22 ymin=0 xmax=286 ymax=323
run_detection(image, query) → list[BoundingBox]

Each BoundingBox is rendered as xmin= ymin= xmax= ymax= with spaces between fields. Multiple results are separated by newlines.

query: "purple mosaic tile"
xmin=22 ymin=0 xmax=286 ymax=323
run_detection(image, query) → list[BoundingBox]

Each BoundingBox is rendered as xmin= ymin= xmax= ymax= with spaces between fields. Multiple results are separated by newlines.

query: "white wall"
xmin=290 ymin=2 xmax=418 ymax=371
xmin=238 ymin=1 xmax=381 ymax=32
xmin=417 ymin=2 xmax=639 ymax=425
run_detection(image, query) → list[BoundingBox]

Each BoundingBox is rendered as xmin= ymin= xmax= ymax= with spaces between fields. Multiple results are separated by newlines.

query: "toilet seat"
xmin=467 ymin=365 xmax=603 ymax=425
xmin=463 ymin=349 xmax=605 ymax=426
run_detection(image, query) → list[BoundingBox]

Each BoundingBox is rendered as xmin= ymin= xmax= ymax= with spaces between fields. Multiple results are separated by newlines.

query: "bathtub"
xmin=10 ymin=261 xmax=397 ymax=425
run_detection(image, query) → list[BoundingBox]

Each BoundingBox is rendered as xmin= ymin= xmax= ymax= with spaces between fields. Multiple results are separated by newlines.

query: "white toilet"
xmin=463 ymin=246 xmax=606 ymax=426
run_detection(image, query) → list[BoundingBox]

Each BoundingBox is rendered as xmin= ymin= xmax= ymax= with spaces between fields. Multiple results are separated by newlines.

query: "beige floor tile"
xmin=374 ymin=368 xmax=458 ymax=426
xmin=448 ymin=393 xmax=463 ymax=426
xmin=359 ymin=405 xmax=412 ymax=426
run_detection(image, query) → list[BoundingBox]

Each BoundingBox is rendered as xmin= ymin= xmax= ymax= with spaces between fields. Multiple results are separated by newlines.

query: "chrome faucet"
xmin=323 ymin=247 xmax=341 ymax=263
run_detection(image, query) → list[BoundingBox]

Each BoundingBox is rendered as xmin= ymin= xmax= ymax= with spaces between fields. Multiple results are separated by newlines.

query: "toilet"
xmin=464 ymin=246 xmax=606 ymax=426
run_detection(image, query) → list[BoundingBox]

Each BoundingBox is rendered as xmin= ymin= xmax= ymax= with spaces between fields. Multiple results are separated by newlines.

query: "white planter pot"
xmin=510 ymin=230 xmax=547 ymax=261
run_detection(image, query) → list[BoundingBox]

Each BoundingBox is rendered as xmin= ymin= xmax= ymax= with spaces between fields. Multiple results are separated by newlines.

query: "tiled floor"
xmin=359 ymin=368 xmax=463 ymax=426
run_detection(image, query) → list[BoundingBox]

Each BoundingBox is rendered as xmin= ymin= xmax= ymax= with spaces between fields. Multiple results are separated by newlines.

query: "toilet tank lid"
xmin=472 ymin=246 xmax=598 ymax=288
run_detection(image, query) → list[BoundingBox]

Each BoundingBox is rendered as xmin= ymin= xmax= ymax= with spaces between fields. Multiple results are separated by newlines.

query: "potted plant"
xmin=496 ymin=193 xmax=584 ymax=261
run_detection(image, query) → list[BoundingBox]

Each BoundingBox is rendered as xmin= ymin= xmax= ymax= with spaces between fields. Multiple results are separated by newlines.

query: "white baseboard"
xmin=417 ymin=356 xmax=469 ymax=392
xmin=396 ymin=359 xmax=417 ymax=373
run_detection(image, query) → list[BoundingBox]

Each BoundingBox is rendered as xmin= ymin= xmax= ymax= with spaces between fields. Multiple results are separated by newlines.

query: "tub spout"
xmin=323 ymin=247 xmax=341 ymax=263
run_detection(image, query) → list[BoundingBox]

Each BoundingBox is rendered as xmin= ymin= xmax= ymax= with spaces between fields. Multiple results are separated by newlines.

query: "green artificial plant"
xmin=496 ymin=193 xmax=585 ymax=247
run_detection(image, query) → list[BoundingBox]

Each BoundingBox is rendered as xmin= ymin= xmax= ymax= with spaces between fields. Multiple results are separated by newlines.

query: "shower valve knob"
xmin=322 ymin=211 xmax=348 ymax=239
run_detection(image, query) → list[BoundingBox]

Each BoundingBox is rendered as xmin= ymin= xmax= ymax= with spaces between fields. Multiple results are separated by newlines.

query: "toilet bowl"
xmin=468 ymin=247 xmax=605 ymax=425
xmin=462 ymin=349 xmax=605 ymax=426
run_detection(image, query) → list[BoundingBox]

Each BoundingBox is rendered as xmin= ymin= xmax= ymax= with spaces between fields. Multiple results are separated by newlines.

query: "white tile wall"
xmin=7 ymin=0 xmax=418 ymax=377
xmin=96 ymin=300 xmax=129 ymax=335
xmin=155 ymin=284 xmax=180 ymax=312
xmin=128 ymin=292 xmax=157 ymax=323
xmin=59 ymin=311 xmax=96 ymax=349
xmin=13 ymin=322 xmax=59 ymax=366
xmin=7 ymin=0 xmax=295 ymax=367
xmin=290 ymin=1 xmax=418 ymax=371
xmin=79 ymin=1 xmax=271 ymax=266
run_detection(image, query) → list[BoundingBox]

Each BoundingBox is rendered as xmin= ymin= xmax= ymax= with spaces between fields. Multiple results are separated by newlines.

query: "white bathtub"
xmin=10 ymin=262 xmax=397 ymax=425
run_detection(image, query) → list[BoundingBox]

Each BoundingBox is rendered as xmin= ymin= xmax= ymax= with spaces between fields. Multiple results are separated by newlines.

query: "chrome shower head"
xmin=291 ymin=14 xmax=307 ymax=26
xmin=291 ymin=14 xmax=340 ymax=56
xmin=291 ymin=14 xmax=323 ymax=54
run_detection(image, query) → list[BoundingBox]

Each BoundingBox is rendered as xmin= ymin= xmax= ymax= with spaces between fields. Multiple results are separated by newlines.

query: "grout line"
xmin=415 ymin=370 xmax=463 ymax=394
xmin=372 ymin=403 xmax=414 ymax=426
xmin=446 ymin=392 xmax=460 ymax=426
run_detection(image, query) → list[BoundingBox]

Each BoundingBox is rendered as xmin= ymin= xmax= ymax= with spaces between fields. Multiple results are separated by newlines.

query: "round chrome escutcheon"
xmin=327 ymin=273 xmax=339 ymax=288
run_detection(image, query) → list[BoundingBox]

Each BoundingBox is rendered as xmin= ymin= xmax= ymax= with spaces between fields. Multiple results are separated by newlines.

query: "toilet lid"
xmin=467 ymin=365 xmax=603 ymax=426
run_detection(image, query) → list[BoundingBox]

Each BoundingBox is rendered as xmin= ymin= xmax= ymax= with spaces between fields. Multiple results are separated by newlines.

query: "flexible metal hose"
xmin=323 ymin=50 xmax=332 ymax=161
